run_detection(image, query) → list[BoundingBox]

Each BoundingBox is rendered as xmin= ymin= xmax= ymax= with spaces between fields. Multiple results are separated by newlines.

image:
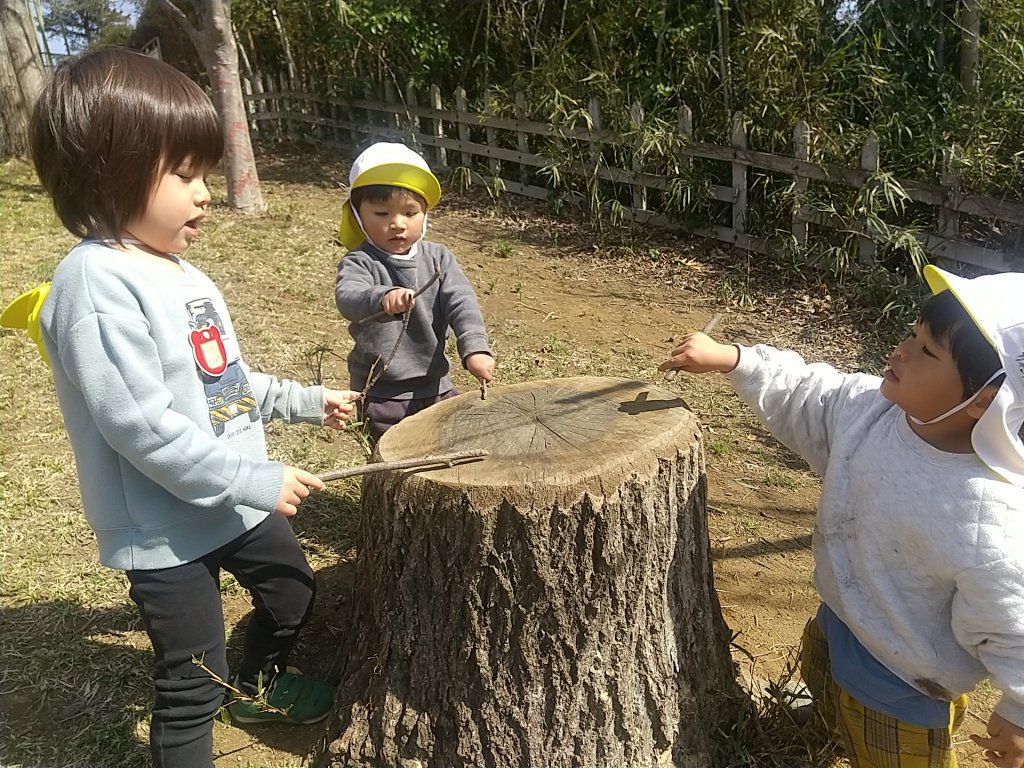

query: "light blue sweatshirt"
xmin=40 ymin=241 xmax=325 ymax=571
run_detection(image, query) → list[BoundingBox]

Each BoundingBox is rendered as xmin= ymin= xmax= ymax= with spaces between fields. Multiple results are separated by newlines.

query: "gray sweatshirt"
xmin=335 ymin=240 xmax=491 ymax=399
xmin=39 ymin=241 xmax=326 ymax=571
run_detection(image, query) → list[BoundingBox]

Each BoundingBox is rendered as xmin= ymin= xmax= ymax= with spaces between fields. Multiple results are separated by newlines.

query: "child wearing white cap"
xmin=660 ymin=265 xmax=1024 ymax=768
xmin=335 ymin=142 xmax=495 ymax=441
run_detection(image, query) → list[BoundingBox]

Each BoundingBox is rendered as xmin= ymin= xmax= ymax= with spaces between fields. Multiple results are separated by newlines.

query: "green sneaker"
xmin=228 ymin=671 xmax=334 ymax=725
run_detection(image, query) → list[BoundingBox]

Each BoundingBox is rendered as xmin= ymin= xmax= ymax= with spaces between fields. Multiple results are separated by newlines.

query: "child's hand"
xmin=275 ymin=466 xmax=325 ymax=517
xmin=323 ymin=389 xmax=361 ymax=429
xmin=972 ymin=712 xmax=1024 ymax=767
xmin=382 ymin=288 xmax=416 ymax=315
xmin=466 ymin=352 xmax=495 ymax=383
xmin=658 ymin=332 xmax=740 ymax=375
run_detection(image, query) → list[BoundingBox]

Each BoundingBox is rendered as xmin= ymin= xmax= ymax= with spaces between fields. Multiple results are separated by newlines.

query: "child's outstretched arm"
xmin=659 ymin=332 xmax=866 ymax=475
xmin=658 ymin=331 xmax=739 ymax=374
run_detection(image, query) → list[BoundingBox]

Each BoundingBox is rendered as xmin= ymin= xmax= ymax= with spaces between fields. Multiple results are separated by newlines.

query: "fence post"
xmin=483 ymin=89 xmax=500 ymax=180
xmin=310 ymin=72 xmax=325 ymax=143
xmin=240 ymin=74 xmax=256 ymax=135
xmin=515 ymin=91 xmax=530 ymax=184
xmin=265 ymin=74 xmax=279 ymax=139
xmin=250 ymin=71 xmax=266 ymax=136
xmin=938 ymin=147 xmax=960 ymax=242
xmin=859 ymin=131 xmax=879 ymax=264
xmin=792 ymin=119 xmax=810 ymax=250
xmin=587 ymin=96 xmax=603 ymax=170
xmin=383 ymin=80 xmax=400 ymax=132
xmin=630 ymin=101 xmax=647 ymax=213
xmin=677 ymin=104 xmax=693 ymax=170
xmin=405 ymin=82 xmax=421 ymax=153
xmin=429 ymin=85 xmax=447 ymax=168
xmin=675 ymin=104 xmax=693 ymax=214
xmin=731 ymin=112 xmax=747 ymax=240
xmin=346 ymin=86 xmax=360 ymax=149
xmin=280 ymin=71 xmax=295 ymax=140
xmin=454 ymin=87 xmax=472 ymax=170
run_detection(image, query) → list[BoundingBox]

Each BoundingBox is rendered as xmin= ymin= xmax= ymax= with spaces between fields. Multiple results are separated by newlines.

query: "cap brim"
xmin=923 ymin=264 xmax=998 ymax=350
xmin=352 ymin=163 xmax=441 ymax=209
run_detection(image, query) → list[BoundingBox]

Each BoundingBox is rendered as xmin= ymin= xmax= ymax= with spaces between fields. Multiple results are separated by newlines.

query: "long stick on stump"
xmin=318 ymin=450 xmax=488 ymax=482
xmin=318 ymin=376 xmax=746 ymax=768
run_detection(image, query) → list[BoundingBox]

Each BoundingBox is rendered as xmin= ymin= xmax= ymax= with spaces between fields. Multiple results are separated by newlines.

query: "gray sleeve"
xmin=335 ymin=252 xmax=395 ymax=323
xmin=436 ymin=247 xmax=492 ymax=364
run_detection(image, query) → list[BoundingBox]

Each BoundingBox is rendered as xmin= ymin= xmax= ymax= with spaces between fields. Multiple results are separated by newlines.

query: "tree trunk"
xmin=158 ymin=0 xmax=265 ymax=213
xmin=0 ymin=0 xmax=46 ymax=157
xmin=320 ymin=377 xmax=745 ymax=768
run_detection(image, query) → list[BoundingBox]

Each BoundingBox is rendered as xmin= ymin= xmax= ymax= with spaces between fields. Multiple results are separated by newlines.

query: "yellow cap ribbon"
xmin=1 ymin=283 xmax=52 ymax=368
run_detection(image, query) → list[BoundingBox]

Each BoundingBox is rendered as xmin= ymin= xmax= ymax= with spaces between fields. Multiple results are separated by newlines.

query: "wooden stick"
xmin=356 ymin=260 xmax=442 ymax=326
xmin=318 ymin=449 xmax=488 ymax=482
xmin=664 ymin=312 xmax=724 ymax=382
xmin=480 ymin=379 xmax=488 ymax=400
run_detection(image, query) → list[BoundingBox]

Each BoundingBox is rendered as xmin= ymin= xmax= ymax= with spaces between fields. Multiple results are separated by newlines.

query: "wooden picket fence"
xmin=240 ymin=74 xmax=1024 ymax=274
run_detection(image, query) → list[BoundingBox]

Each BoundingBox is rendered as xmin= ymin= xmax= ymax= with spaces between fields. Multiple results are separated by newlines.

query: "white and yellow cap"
xmin=338 ymin=142 xmax=441 ymax=251
xmin=1 ymin=283 xmax=51 ymax=368
xmin=923 ymin=264 xmax=1024 ymax=486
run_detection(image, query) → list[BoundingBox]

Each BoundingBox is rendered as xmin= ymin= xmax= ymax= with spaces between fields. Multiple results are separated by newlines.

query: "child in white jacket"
xmin=661 ymin=265 xmax=1024 ymax=768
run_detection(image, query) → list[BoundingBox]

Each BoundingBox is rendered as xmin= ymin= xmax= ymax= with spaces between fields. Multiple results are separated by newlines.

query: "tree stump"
xmin=321 ymin=377 xmax=744 ymax=768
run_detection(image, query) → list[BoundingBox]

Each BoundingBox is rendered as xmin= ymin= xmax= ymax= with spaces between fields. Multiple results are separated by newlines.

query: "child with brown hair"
xmin=24 ymin=47 xmax=361 ymax=768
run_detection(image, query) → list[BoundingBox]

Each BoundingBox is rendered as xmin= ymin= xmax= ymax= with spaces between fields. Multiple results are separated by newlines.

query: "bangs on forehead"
xmin=159 ymin=81 xmax=223 ymax=172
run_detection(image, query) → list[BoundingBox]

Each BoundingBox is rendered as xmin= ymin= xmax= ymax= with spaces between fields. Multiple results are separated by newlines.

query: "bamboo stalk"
xmin=319 ymin=449 xmax=488 ymax=482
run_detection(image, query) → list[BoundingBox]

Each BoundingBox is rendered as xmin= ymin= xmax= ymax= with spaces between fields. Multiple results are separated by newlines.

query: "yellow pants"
xmin=800 ymin=617 xmax=968 ymax=768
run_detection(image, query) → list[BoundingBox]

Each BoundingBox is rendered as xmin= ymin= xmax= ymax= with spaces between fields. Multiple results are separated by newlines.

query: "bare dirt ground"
xmin=0 ymin=149 xmax=997 ymax=767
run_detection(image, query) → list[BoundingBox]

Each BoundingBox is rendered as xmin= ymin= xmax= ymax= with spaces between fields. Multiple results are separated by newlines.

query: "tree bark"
xmin=0 ymin=0 xmax=46 ymax=157
xmin=158 ymin=0 xmax=265 ymax=213
xmin=320 ymin=377 xmax=745 ymax=768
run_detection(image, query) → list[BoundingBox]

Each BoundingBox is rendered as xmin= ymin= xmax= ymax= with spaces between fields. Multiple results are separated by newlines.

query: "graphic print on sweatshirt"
xmin=186 ymin=297 xmax=259 ymax=436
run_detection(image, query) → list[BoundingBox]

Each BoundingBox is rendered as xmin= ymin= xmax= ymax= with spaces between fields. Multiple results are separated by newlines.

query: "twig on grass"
xmin=192 ymin=654 xmax=289 ymax=718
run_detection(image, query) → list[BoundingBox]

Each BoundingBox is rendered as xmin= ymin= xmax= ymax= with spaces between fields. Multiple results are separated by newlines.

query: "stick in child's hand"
xmin=664 ymin=312 xmax=724 ymax=382
xmin=480 ymin=379 xmax=488 ymax=400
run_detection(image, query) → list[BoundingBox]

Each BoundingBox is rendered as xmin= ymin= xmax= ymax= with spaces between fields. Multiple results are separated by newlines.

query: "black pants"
xmin=127 ymin=514 xmax=316 ymax=768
